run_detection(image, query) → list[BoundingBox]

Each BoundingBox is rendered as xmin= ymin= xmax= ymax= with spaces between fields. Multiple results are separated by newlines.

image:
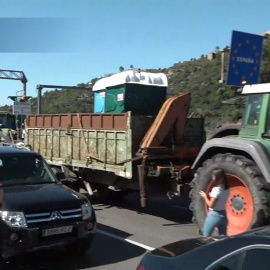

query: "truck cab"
xmin=0 ymin=112 xmax=15 ymax=130
xmin=0 ymin=112 xmax=17 ymax=141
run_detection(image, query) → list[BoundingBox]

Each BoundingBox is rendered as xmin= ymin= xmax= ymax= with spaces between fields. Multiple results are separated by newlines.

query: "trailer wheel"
xmin=51 ymin=167 xmax=81 ymax=192
xmin=190 ymin=153 xmax=270 ymax=236
xmin=96 ymin=184 xmax=128 ymax=201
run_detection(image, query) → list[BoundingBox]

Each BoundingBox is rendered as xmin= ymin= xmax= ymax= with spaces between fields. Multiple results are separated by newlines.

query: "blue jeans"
xmin=203 ymin=210 xmax=228 ymax=237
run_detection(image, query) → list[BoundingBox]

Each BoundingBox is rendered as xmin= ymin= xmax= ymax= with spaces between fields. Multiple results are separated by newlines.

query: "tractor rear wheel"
xmin=189 ymin=153 xmax=270 ymax=236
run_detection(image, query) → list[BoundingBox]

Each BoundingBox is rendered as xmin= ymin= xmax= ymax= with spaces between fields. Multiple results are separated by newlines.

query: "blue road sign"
xmin=227 ymin=30 xmax=264 ymax=87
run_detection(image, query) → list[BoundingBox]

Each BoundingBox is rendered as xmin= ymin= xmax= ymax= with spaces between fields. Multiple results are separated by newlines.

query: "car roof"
xmin=151 ymin=237 xmax=215 ymax=258
xmin=150 ymin=226 xmax=270 ymax=258
xmin=230 ymin=225 xmax=270 ymax=239
xmin=0 ymin=146 xmax=39 ymax=156
xmin=143 ymin=226 xmax=270 ymax=270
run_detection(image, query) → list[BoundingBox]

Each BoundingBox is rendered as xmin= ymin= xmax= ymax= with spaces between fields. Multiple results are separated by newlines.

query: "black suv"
xmin=0 ymin=147 xmax=96 ymax=261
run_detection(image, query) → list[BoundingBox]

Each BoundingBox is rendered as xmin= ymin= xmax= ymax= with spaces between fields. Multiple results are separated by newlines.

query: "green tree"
xmin=260 ymin=39 xmax=270 ymax=83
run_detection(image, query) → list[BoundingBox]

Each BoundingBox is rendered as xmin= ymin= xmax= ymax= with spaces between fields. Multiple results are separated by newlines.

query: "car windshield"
xmin=0 ymin=154 xmax=57 ymax=186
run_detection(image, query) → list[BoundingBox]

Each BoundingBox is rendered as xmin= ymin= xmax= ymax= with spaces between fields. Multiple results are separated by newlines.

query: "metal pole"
xmin=138 ymin=159 xmax=147 ymax=208
xmin=219 ymin=50 xmax=225 ymax=83
xmin=23 ymin=82 xmax=27 ymax=97
xmin=37 ymin=86 xmax=42 ymax=114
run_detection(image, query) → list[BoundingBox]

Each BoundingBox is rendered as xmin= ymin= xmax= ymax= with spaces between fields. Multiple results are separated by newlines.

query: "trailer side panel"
xmin=25 ymin=113 xmax=154 ymax=179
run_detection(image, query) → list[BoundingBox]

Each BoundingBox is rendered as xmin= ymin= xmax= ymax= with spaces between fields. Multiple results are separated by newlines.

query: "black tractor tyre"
xmin=189 ymin=153 xmax=270 ymax=236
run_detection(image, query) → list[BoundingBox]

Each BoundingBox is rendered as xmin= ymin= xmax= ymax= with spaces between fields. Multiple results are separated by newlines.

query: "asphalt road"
xmin=3 ymin=192 xmax=200 ymax=270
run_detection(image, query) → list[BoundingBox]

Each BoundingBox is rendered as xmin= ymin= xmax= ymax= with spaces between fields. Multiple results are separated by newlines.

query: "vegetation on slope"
xmin=1 ymin=39 xmax=270 ymax=137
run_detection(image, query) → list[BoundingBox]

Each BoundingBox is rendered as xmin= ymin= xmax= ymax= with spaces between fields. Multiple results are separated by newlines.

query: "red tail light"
xmin=137 ymin=263 xmax=146 ymax=270
xmin=19 ymin=96 xmax=26 ymax=102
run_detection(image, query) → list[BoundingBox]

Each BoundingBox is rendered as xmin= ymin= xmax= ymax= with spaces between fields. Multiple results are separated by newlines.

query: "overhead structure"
xmin=36 ymin=84 xmax=92 ymax=114
xmin=0 ymin=69 xmax=28 ymax=96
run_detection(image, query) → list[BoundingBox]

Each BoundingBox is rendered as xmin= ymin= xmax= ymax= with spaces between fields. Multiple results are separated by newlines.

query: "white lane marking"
xmin=172 ymin=205 xmax=190 ymax=210
xmin=97 ymin=229 xmax=155 ymax=251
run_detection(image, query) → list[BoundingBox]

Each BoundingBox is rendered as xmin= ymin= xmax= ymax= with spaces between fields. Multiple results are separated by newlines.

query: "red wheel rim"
xmin=206 ymin=174 xmax=253 ymax=236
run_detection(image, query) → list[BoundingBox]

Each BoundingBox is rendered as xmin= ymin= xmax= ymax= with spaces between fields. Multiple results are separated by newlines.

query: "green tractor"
xmin=190 ymin=83 xmax=270 ymax=236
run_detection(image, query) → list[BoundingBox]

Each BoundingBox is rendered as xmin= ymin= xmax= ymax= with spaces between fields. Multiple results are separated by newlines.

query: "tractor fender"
xmin=210 ymin=123 xmax=241 ymax=139
xmin=191 ymin=137 xmax=270 ymax=183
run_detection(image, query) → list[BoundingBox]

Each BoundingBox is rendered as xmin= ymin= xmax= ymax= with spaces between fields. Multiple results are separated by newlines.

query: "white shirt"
xmin=209 ymin=187 xmax=230 ymax=211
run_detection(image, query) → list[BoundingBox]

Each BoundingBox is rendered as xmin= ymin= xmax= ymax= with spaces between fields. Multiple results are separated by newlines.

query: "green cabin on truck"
xmin=93 ymin=70 xmax=167 ymax=115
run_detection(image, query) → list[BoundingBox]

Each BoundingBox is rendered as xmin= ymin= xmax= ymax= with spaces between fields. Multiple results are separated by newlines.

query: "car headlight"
xmin=81 ymin=203 xmax=92 ymax=220
xmin=0 ymin=211 xmax=27 ymax=228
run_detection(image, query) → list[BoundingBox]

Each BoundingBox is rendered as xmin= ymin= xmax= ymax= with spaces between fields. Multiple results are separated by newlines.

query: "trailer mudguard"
xmin=191 ymin=137 xmax=270 ymax=183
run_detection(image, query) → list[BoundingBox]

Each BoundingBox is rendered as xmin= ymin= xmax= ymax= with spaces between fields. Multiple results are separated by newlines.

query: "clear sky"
xmin=0 ymin=0 xmax=269 ymax=106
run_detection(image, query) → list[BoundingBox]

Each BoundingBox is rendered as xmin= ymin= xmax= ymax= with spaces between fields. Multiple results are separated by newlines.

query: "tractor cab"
xmin=191 ymin=83 xmax=270 ymax=237
xmin=239 ymin=83 xmax=270 ymax=139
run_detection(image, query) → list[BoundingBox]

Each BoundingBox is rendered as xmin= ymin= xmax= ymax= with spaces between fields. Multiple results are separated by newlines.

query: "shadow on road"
xmin=3 ymin=248 xmax=91 ymax=270
xmin=90 ymin=191 xmax=193 ymax=225
xmin=3 ymin=192 xmax=194 ymax=269
xmin=3 ymin=223 xmax=145 ymax=270
xmin=90 ymin=224 xmax=146 ymax=268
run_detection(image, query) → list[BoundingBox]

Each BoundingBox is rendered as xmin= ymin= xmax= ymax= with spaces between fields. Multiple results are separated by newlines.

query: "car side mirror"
xmin=55 ymin=171 xmax=65 ymax=181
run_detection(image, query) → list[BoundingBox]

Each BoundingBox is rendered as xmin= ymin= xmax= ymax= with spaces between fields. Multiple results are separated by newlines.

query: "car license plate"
xmin=42 ymin=226 xmax=73 ymax=237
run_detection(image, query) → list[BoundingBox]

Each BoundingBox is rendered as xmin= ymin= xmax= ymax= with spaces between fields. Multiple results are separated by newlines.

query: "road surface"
xmin=4 ymin=192 xmax=200 ymax=270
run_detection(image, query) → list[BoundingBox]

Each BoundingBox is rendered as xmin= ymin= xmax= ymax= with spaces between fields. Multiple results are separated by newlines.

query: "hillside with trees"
xmin=2 ymin=39 xmax=270 ymax=137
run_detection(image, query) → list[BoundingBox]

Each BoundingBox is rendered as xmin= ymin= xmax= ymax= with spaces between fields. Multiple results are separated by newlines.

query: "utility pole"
xmin=219 ymin=50 xmax=225 ymax=83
